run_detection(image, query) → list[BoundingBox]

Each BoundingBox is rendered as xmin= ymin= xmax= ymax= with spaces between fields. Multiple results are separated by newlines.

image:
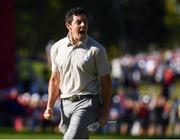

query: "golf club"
xmin=87 ymin=119 xmax=129 ymax=132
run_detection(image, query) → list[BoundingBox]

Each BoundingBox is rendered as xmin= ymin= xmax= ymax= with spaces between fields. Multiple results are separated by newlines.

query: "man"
xmin=43 ymin=7 xmax=112 ymax=139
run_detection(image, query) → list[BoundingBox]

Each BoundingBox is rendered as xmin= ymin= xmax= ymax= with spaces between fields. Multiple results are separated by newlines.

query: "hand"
xmin=98 ymin=111 xmax=109 ymax=127
xmin=44 ymin=108 xmax=54 ymax=120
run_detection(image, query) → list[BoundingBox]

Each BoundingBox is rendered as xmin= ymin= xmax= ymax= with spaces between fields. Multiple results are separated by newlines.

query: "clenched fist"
xmin=44 ymin=108 xmax=54 ymax=120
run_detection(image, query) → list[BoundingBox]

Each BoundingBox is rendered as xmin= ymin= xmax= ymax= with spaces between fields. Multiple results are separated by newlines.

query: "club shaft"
xmin=108 ymin=120 xmax=118 ymax=123
xmin=107 ymin=119 xmax=129 ymax=124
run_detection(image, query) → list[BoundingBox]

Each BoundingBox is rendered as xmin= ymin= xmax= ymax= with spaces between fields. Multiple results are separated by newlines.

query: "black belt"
xmin=63 ymin=94 xmax=96 ymax=102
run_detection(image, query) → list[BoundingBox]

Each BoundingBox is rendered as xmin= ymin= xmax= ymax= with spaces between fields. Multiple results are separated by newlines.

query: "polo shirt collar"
xmin=66 ymin=33 xmax=88 ymax=48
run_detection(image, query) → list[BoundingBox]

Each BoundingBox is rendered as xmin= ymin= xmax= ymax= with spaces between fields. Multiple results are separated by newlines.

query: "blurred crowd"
xmin=0 ymin=88 xmax=61 ymax=132
xmin=106 ymin=48 xmax=180 ymax=136
xmin=0 ymin=48 xmax=180 ymax=137
xmin=111 ymin=48 xmax=180 ymax=100
xmin=101 ymin=90 xmax=180 ymax=136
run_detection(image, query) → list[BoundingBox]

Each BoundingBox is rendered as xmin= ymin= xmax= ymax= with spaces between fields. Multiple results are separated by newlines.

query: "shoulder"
xmin=50 ymin=36 xmax=68 ymax=55
xmin=52 ymin=36 xmax=68 ymax=49
xmin=87 ymin=36 xmax=107 ymax=54
xmin=88 ymin=36 xmax=103 ymax=49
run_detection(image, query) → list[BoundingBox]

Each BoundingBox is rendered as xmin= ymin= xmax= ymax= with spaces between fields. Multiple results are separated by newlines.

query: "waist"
xmin=62 ymin=94 xmax=97 ymax=102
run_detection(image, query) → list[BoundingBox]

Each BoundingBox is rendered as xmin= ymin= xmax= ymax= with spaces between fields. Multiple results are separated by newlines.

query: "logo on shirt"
xmin=82 ymin=54 xmax=90 ymax=62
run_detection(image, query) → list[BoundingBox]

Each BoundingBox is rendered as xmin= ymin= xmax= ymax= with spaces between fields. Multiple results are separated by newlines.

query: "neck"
xmin=72 ymin=38 xmax=80 ymax=45
xmin=68 ymin=33 xmax=86 ymax=45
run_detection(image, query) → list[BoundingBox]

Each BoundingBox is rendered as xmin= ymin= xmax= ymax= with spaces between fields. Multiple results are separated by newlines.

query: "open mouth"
xmin=79 ymin=30 xmax=86 ymax=34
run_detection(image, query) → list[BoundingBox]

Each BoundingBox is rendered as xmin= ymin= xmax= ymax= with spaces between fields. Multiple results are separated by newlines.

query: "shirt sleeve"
xmin=95 ymin=46 xmax=111 ymax=76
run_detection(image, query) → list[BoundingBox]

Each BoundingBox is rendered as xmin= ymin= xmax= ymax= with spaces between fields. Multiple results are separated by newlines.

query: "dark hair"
xmin=65 ymin=7 xmax=88 ymax=24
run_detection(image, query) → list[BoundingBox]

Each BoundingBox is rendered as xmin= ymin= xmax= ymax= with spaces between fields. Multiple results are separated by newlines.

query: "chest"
xmin=56 ymin=46 xmax=95 ymax=72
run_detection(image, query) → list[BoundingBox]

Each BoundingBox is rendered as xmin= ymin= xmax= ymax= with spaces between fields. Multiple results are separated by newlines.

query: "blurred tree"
xmin=16 ymin=0 xmax=64 ymax=57
xmin=117 ymin=0 xmax=168 ymax=54
xmin=164 ymin=0 xmax=180 ymax=46
xmin=16 ymin=0 xmax=180 ymax=57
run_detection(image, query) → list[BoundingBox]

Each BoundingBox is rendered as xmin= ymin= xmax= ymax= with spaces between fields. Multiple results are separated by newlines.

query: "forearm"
xmin=100 ymin=74 xmax=112 ymax=114
xmin=46 ymin=72 xmax=60 ymax=109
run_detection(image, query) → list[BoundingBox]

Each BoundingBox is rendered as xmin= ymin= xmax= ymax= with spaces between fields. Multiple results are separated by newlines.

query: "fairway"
xmin=0 ymin=130 xmax=122 ymax=139
xmin=0 ymin=129 xmax=121 ymax=139
xmin=0 ymin=129 xmax=179 ymax=139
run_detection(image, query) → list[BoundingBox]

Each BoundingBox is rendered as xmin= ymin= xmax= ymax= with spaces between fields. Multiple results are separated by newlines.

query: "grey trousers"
xmin=59 ymin=95 xmax=101 ymax=139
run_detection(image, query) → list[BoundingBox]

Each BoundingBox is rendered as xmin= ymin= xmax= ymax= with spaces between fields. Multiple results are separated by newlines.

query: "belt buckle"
xmin=72 ymin=96 xmax=77 ymax=102
xmin=69 ymin=95 xmax=78 ymax=102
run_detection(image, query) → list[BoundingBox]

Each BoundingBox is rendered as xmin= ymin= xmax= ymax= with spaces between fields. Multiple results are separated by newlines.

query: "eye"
xmin=75 ymin=19 xmax=88 ymax=25
xmin=76 ymin=20 xmax=81 ymax=25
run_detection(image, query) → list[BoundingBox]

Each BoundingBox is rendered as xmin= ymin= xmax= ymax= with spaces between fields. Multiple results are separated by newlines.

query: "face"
xmin=66 ymin=14 xmax=88 ymax=43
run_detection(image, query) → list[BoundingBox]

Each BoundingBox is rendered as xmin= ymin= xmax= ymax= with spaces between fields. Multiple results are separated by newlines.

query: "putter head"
xmin=87 ymin=122 xmax=100 ymax=132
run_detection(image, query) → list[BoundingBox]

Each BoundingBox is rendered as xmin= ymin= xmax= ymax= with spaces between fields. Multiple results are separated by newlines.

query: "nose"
xmin=81 ymin=22 xmax=85 ymax=27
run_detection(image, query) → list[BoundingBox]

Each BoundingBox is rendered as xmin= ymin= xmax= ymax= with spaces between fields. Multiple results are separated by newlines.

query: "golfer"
xmin=43 ymin=7 xmax=112 ymax=139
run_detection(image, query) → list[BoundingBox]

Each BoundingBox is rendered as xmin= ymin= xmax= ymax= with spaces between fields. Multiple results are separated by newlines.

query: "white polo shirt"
xmin=50 ymin=35 xmax=110 ymax=98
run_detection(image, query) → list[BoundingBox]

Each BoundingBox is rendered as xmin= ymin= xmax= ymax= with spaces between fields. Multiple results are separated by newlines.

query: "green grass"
xmin=0 ymin=129 xmax=60 ymax=139
xmin=0 ymin=130 xmax=120 ymax=139
xmin=0 ymin=129 xmax=179 ymax=139
xmin=0 ymin=130 xmax=125 ymax=139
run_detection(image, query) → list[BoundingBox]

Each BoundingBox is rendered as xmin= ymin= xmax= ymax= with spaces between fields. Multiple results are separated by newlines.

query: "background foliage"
xmin=16 ymin=0 xmax=180 ymax=58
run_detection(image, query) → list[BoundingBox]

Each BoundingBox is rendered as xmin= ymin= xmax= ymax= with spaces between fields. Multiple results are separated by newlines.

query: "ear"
xmin=65 ymin=22 xmax=71 ymax=30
